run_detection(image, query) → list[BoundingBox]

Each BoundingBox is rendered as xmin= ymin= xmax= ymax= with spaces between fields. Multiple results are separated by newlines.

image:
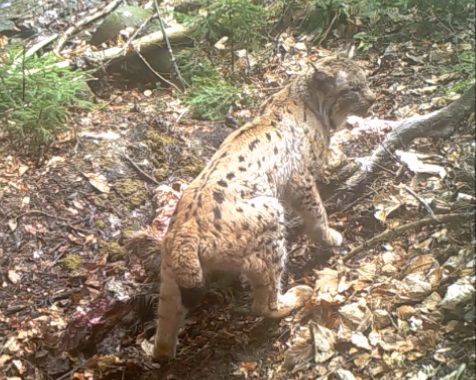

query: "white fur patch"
xmin=336 ymin=71 xmax=349 ymax=86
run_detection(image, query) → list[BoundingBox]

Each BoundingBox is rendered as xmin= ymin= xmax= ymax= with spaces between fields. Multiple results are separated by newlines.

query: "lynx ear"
xmin=309 ymin=61 xmax=334 ymax=85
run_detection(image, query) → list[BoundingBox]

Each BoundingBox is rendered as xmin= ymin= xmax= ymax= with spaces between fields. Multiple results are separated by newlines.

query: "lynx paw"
xmin=266 ymin=285 xmax=313 ymax=319
xmin=152 ymin=340 xmax=176 ymax=363
xmin=325 ymin=228 xmax=343 ymax=247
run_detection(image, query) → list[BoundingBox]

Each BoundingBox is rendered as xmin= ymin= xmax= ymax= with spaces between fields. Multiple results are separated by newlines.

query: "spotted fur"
xmin=152 ymin=56 xmax=375 ymax=361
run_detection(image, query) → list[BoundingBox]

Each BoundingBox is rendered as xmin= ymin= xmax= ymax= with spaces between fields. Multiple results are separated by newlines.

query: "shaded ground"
xmin=0 ymin=2 xmax=475 ymax=380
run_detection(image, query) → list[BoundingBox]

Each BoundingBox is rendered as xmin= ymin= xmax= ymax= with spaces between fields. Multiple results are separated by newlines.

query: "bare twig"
xmin=314 ymin=12 xmax=339 ymax=46
xmin=153 ymin=0 xmax=188 ymax=88
xmin=121 ymin=154 xmax=160 ymax=185
xmin=400 ymin=184 xmax=438 ymax=220
xmin=123 ymin=14 xmax=154 ymax=54
xmin=344 ymin=212 xmax=474 ymax=262
xmin=133 ymin=46 xmax=182 ymax=92
xmin=12 ymin=34 xmax=58 ymax=69
xmin=54 ymin=0 xmax=123 ymax=54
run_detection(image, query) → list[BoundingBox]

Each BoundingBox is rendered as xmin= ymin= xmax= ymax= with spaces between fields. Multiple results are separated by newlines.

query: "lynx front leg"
xmin=243 ymin=238 xmax=312 ymax=319
xmin=285 ymin=172 xmax=343 ymax=247
xmin=152 ymin=264 xmax=186 ymax=362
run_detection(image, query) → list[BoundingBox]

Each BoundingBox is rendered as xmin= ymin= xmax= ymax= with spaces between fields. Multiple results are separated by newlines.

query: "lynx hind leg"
xmin=153 ymin=264 xmax=185 ymax=362
xmin=286 ymin=173 xmax=343 ymax=247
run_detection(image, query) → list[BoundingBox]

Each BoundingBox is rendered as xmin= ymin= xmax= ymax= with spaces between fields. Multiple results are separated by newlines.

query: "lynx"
xmin=152 ymin=56 xmax=375 ymax=361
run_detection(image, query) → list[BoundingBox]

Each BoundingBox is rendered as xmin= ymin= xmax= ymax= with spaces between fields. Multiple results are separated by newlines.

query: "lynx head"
xmin=308 ymin=56 xmax=375 ymax=129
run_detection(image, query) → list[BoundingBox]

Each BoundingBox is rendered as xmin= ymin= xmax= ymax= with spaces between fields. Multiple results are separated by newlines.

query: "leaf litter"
xmin=0 ymin=2 xmax=475 ymax=380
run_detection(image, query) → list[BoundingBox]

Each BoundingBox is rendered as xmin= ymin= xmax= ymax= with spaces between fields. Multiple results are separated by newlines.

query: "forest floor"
xmin=0 ymin=2 xmax=475 ymax=380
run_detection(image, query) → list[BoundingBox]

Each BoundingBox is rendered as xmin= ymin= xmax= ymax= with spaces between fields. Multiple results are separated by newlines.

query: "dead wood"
xmin=343 ymin=211 xmax=475 ymax=262
xmin=83 ymin=23 xmax=189 ymax=64
xmin=54 ymin=0 xmax=123 ymax=54
xmin=153 ymin=0 xmax=188 ymax=88
xmin=327 ymin=84 xmax=475 ymax=213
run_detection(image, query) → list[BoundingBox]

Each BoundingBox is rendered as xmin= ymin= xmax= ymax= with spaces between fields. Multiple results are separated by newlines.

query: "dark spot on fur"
xmin=265 ymin=132 xmax=272 ymax=141
xmin=264 ymin=204 xmax=269 ymax=210
xmin=276 ymin=131 xmax=282 ymax=139
xmin=217 ymin=180 xmax=227 ymax=187
xmin=251 ymin=203 xmax=256 ymax=208
xmin=243 ymin=222 xmax=250 ymax=230
xmin=214 ymin=223 xmax=222 ymax=231
xmin=240 ymin=191 xmax=246 ymax=198
xmin=239 ymin=155 xmax=245 ymax=162
xmin=213 ymin=206 xmax=222 ymax=219
xmin=226 ymin=172 xmax=235 ymax=180
xmin=219 ymin=151 xmax=228 ymax=159
xmin=235 ymin=129 xmax=247 ymax=139
xmin=258 ymin=215 xmax=263 ymax=222
xmin=238 ymin=167 xmax=246 ymax=172
xmin=270 ymin=225 xmax=278 ymax=232
xmin=274 ymin=147 xmax=278 ymax=155
xmin=213 ymin=191 xmax=225 ymax=204
xmin=197 ymin=194 xmax=203 ymax=207
xmin=271 ymin=120 xmax=276 ymax=127
xmin=249 ymin=139 xmax=260 ymax=151
xmin=236 ymin=207 xmax=244 ymax=213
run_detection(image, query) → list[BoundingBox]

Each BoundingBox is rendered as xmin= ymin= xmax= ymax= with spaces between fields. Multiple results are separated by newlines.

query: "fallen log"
xmin=83 ymin=23 xmax=189 ymax=64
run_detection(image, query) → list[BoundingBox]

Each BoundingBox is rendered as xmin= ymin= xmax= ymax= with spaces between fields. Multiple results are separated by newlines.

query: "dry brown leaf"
xmin=312 ymin=324 xmax=336 ymax=363
xmin=283 ymin=326 xmax=313 ymax=371
xmin=395 ymin=305 xmax=416 ymax=320
xmin=315 ymin=268 xmax=340 ymax=297
xmin=440 ymin=276 xmax=474 ymax=310
xmin=404 ymin=254 xmax=439 ymax=275
xmin=356 ymin=262 xmax=377 ymax=282
xmin=353 ymin=352 xmax=371 ymax=368
xmin=373 ymin=309 xmax=391 ymax=329
xmin=7 ymin=270 xmax=20 ymax=284
xmin=397 ymin=273 xmax=432 ymax=302
xmin=334 ymin=368 xmax=357 ymax=380
xmin=339 ymin=302 xmax=372 ymax=332
xmin=83 ymin=172 xmax=111 ymax=193
xmin=350 ymin=332 xmax=372 ymax=351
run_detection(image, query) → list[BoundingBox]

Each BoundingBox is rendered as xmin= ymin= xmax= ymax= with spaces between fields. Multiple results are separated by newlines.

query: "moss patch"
xmin=63 ymin=254 xmax=82 ymax=271
xmin=115 ymin=178 xmax=148 ymax=208
xmin=100 ymin=240 xmax=127 ymax=262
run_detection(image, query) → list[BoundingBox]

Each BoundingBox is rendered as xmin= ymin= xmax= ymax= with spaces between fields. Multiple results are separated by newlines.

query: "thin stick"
xmin=121 ymin=154 xmax=159 ymax=185
xmin=12 ymin=34 xmax=58 ymax=68
xmin=134 ymin=46 xmax=182 ymax=92
xmin=400 ymin=184 xmax=438 ymax=220
xmin=344 ymin=212 xmax=474 ymax=262
xmin=153 ymin=0 xmax=188 ymax=88
xmin=54 ymin=0 xmax=123 ymax=54
xmin=123 ymin=14 xmax=154 ymax=55
xmin=314 ymin=12 xmax=338 ymax=46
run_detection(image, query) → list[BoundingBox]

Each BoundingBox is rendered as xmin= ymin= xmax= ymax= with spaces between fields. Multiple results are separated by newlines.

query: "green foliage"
xmin=196 ymin=0 xmax=266 ymax=50
xmin=184 ymin=76 xmax=242 ymax=120
xmin=175 ymin=47 xmax=218 ymax=84
xmin=0 ymin=46 xmax=93 ymax=156
xmin=176 ymin=47 xmax=243 ymax=120
xmin=447 ymin=49 xmax=475 ymax=94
